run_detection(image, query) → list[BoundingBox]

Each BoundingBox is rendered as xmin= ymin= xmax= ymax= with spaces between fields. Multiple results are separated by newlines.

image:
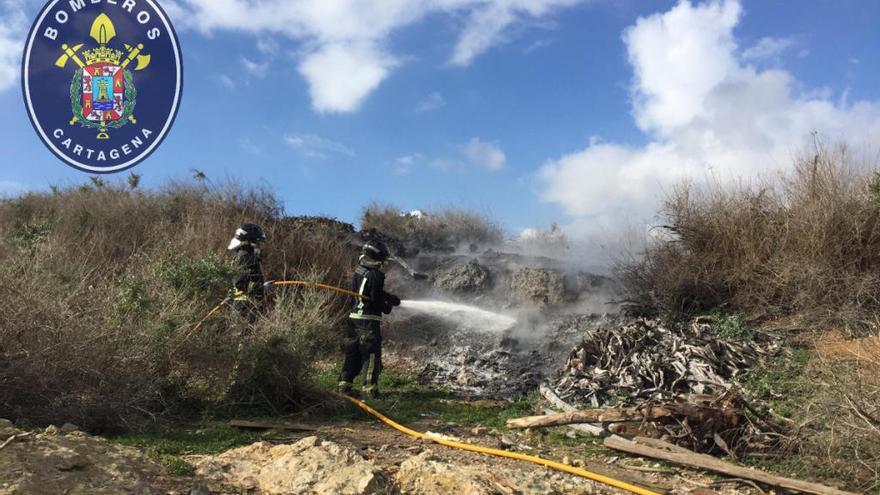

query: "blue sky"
xmin=2 ymin=0 xmax=880 ymax=237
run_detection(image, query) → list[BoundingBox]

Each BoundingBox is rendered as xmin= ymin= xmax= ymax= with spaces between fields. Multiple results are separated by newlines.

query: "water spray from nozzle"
xmin=398 ymin=300 xmax=517 ymax=333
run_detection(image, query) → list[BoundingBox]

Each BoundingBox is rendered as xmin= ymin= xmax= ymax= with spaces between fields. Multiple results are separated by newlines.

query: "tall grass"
xmin=361 ymin=203 xmax=503 ymax=252
xmin=617 ymin=147 xmax=880 ymax=332
xmin=0 ymin=180 xmax=353 ymax=431
xmin=616 ymin=147 xmax=880 ymax=490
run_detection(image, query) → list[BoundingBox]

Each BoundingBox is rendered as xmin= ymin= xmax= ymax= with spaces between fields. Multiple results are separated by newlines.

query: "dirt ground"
xmin=1 ymin=408 xmax=759 ymax=495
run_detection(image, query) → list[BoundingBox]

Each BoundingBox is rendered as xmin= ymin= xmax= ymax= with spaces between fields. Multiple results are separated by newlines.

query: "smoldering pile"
xmin=552 ymin=317 xmax=779 ymax=407
xmin=397 ymin=314 xmax=611 ymax=398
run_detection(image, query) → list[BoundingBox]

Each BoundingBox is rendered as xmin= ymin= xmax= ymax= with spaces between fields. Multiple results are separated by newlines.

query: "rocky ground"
xmin=1 ymin=415 xmax=758 ymax=495
xmin=0 ymin=419 xmax=182 ymax=494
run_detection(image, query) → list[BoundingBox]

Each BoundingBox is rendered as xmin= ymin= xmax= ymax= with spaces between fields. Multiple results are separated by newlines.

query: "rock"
xmin=509 ymin=268 xmax=565 ymax=307
xmin=51 ymin=448 xmax=88 ymax=471
xmin=500 ymin=435 xmax=517 ymax=449
xmin=189 ymin=481 xmax=214 ymax=495
xmin=434 ymin=260 xmax=493 ymax=294
xmin=396 ymin=451 xmax=497 ymax=494
xmin=0 ymin=419 xmax=16 ymax=437
xmin=60 ymin=423 xmax=79 ymax=434
xmin=0 ymin=425 xmax=175 ymax=494
xmin=470 ymin=426 xmax=489 ymax=436
xmin=194 ymin=436 xmax=385 ymax=495
xmin=396 ymin=450 xmax=599 ymax=494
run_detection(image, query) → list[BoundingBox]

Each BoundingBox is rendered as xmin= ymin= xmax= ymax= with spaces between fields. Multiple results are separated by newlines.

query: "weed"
xmin=738 ymin=347 xmax=810 ymax=418
xmin=714 ymin=314 xmax=754 ymax=340
xmin=112 ymin=421 xmax=286 ymax=477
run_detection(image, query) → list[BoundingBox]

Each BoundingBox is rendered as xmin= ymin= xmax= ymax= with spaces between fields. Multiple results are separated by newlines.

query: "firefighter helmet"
xmin=228 ymin=223 xmax=266 ymax=250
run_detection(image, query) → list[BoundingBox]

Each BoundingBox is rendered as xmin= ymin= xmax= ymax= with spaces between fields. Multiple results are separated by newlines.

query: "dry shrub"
xmin=616 ymin=147 xmax=880 ymax=489
xmin=0 ymin=181 xmax=354 ymax=431
xmin=617 ymin=147 xmax=880 ymax=332
xmin=778 ymin=352 xmax=880 ymax=491
xmin=361 ymin=203 xmax=503 ymax=252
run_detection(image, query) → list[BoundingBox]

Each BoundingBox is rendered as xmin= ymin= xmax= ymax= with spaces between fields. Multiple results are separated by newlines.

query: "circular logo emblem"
xmin=22 ymin=0 xmax=183 ymax=173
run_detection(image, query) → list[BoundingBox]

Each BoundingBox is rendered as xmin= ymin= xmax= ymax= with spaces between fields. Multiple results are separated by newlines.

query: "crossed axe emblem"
xmin=54 ymin=13 xmax=151 ymax=71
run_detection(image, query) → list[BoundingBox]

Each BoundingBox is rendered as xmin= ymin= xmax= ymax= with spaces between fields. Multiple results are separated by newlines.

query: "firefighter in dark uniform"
xmin=338 ymin=240 xmax=401 ymax=397
xmin=227 ymin=223 xmax=267 ymax=322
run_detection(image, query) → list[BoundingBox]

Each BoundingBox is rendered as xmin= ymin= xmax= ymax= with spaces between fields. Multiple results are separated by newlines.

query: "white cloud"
xmin=524 ymin=38 xmax=554 ymax=54
xmin=539 ymin=0 xmax=880 ymax=222
xmin=742 ymin=36 xmax=794 ymax=63
xmin=416 ymin=91 xmax=445 ymax=112
xmin=241 ymin=57 xmax=270 ymax=78
xmin=394 ymin=153 xmax=423 ymax=174
xmin=298 ymin=41 xmax=395 ymax=113
xmin=284 ymin=132 xmax=354 ymax=159
xmin=463 ymin=137 xmax=506 ymax=171
xmin=215 ymin=74 xmax=236 ymax=89
xmin=0 ymin=0 xmax=27 ymax=92
xmin=256 ymin=37 xmax=280 ymax=56
xmin=451 ymin=0 xmax=580 ymax=66
xmin=168 ymin=0 xmax=582 ymax=111
xmin=394 ymin=138 xmax=506 ymax=173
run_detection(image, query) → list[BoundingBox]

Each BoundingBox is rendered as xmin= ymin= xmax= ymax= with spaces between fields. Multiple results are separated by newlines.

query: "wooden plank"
xmin=508 ymin=404 xmax=675 ymax=429
xmin=228 ymin=420 xmax=317 ymax=431
xmin=539 ymin=384 xmax=608 ymax=437
xmin=508 ymin=402 xmax=736 ymax=430
xmin=603 ymin=436 xmax=857 ymax=495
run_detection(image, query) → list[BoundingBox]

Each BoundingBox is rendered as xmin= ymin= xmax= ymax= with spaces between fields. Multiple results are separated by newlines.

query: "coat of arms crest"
xmin=55 ymin=13 xmax=151 ymax=139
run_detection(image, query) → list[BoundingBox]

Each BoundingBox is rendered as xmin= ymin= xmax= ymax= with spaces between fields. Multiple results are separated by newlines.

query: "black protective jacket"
xmin=232 ymin=245 xmax=264 ymax=300
xmin=349 ymin=261 xmax=398 ymax=321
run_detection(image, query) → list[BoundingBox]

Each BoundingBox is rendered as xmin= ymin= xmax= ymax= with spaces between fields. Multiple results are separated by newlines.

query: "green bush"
xmin=714 ymin=314 xmax=754 ymax=340
xmin=0 ymin=181 xmax=353 ymax=432
xmin=156 ymin=253 xmax=237 ymax=299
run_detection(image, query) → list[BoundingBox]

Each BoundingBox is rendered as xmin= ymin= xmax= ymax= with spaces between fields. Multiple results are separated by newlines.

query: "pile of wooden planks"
xmin=551 ymin=317 xmax=778 ymax=408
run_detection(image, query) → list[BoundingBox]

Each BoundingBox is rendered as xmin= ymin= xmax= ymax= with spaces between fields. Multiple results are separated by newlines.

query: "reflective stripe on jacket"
xmin=349 ymin=262 xmax=392 ymax=321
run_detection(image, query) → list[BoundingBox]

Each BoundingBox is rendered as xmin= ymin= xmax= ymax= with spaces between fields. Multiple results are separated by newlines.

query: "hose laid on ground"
xmin=186 ymin=282 xmax=661 ymax=494
xmin=332 ymin=391 xmax=663 ymax=495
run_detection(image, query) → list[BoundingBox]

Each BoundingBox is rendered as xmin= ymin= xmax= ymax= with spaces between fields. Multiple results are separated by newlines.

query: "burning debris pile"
xmin=552 ymin=318 xmax=778 ymax=407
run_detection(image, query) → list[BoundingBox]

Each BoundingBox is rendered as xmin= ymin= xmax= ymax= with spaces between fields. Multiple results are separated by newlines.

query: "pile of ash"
xmin=386 ymin=313 xmax=616 ymax=398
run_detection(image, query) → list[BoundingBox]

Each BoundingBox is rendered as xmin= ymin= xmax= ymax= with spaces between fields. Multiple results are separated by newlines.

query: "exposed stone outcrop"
xmin=0 ymin=420 xmax=175 ymax=495
xmin=193 ymin=436 xmax=385 ymax=495
xmin=396 ymin=450 xmax=600 ymax=494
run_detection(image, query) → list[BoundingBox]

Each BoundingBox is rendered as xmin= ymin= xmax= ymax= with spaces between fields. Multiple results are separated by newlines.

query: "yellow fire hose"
xmin=269 ymin=280 xmax=367 ymax=300
xmin=187 ymin=281 xmax=662 ymax=494
xmin=332 ymin=391 xmax=663 ymax=495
